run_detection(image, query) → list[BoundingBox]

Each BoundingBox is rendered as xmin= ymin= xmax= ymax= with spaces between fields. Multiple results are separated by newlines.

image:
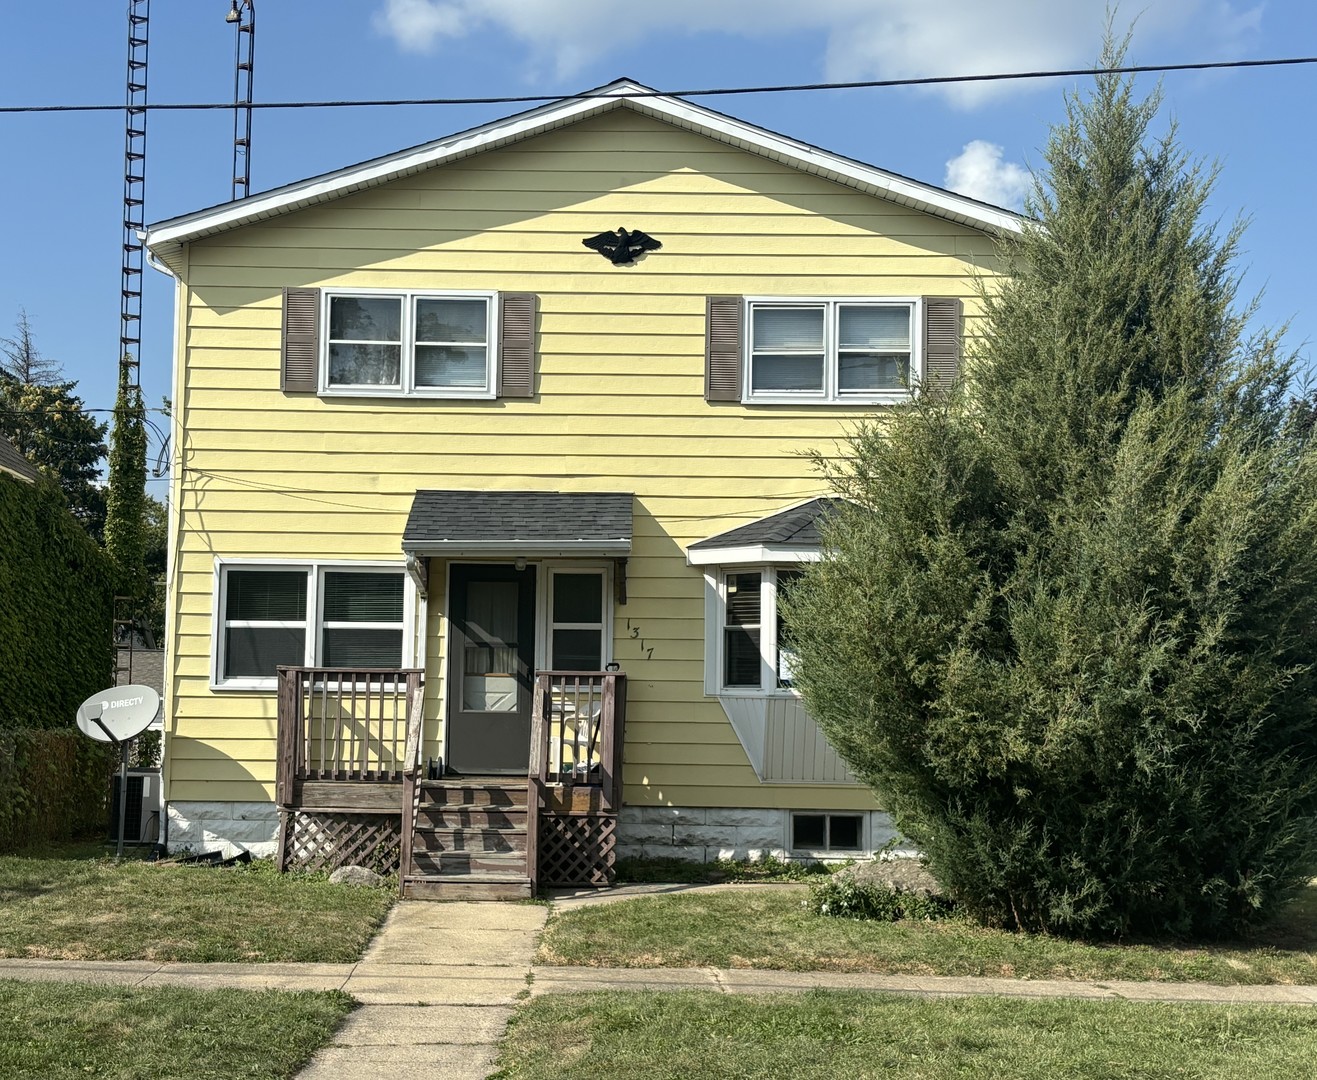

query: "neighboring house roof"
xmin=687 ymin=497 xmax=844 ymax=564
xmin=402 ymin=490 xmax=633 ymax=557
xmin=116 ymin=648 xmax=165 ymax=698
xmin=0 ymin=433 xmax=39 ymax=483
xmin=143 ymin=78 xmax=1023 ymax=271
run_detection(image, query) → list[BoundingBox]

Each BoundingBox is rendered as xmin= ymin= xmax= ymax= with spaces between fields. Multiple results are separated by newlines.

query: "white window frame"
xmin=319 ymin=287 xmax=498 ymax=400
xmin=211 ymin=559 xmax=418 ymax=690
xmin=535 ymin=564 xmax=614 ymax=673
xmin=703 ymin=556 xmax=820 ymax=697
xmin=790 ymin=811 xmax=868 ymax=854
xmin=742 ymin=296 xmax=922 ymax=406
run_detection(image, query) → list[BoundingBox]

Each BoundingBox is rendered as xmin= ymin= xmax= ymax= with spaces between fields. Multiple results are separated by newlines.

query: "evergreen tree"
xmin=105 ymin=369 xmax=148 ymax=602
xmin=785 ymin=50 xmax=1317 ymax=938
xmin=0 ymin=378 xmax=107 ymax=540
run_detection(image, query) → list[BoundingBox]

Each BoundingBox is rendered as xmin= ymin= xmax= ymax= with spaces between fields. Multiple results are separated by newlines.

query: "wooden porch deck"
xmin=273 ymin=667 xmax=626 ymax=897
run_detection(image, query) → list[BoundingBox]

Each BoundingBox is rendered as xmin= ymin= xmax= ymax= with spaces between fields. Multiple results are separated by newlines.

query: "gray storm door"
xmin=446 ymin=563 xmax=536 ymax=774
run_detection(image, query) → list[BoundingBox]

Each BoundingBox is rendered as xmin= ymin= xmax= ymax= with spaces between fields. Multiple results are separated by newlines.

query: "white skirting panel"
xmin=717 ymin=694 xmax=858 ymax=784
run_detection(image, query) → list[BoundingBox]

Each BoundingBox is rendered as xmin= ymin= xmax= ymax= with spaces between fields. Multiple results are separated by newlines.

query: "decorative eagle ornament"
xmin=582 ymin=227 xmax=662 ymax=265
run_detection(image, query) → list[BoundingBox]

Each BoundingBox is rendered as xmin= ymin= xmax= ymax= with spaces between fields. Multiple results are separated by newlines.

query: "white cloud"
xmin=372 ymin=0 xmax=1263 ymax=106
xmin=945 ymin=140 xmax=1030 ymax=209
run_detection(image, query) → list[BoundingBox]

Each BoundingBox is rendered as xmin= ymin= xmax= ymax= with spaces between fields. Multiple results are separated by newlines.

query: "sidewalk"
xmin=1 ymin=891 xmax=1315 ymax=1080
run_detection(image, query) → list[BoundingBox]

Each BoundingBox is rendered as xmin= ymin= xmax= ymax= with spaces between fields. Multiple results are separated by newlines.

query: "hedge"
xmin=0 ymin=728 xmax=117 ymax=851
xmin=0 ymin=473 xmax=114 ymax=730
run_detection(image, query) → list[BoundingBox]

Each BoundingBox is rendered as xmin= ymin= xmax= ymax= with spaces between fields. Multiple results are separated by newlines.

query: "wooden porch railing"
xmin=398 ymin=679 xmax=426 ymax=886
xmin=275 ymin=667 xmax=424 ymax=805
xmin=529 ymin=671 xmax=627 ymax=810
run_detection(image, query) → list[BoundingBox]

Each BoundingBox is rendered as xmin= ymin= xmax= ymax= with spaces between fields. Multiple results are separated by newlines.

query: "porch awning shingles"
xmin=402 ymin=489 xmax=633 ymax=557
xmin=686 ymin=496 xmax=843 ymax=564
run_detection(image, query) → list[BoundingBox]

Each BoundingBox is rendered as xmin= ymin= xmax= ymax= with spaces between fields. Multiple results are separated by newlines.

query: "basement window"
xmin=792 ymin=813 xmax=863 ymax=852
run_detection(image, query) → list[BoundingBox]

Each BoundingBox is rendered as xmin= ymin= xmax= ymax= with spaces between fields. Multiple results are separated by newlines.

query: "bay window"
xmin=715 ymin=567 xmax=807 ymax=693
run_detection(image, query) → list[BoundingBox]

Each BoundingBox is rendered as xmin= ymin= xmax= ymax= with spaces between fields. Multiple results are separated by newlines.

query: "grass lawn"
xmin=538 ymin=886 xmax=1317 ymax=985
xmin=0 ymin=978 xmax=352 ymax=1080
xmin=0 ymin=842 xmax=393 ymax=962
xmin=493 ymin=989 xmax=1317 ymax=1080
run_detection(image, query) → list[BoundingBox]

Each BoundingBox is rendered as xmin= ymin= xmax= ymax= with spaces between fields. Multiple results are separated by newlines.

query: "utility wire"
xmin=1 ymin=56 xmax=1315 ymax=114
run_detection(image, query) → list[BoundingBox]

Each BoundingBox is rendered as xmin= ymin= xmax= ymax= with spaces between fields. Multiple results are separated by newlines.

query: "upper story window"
xmin=215 ymin=562 xmax=410 ymax=689
xmin=322 ymin=289 xmax=496 ymax=398
xmin=745 ymin=298 xmax=918 ymax=405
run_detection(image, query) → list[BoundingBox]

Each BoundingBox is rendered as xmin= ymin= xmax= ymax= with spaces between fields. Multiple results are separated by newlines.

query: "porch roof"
xmin=402 ymin=489 xmax=633 ymax=557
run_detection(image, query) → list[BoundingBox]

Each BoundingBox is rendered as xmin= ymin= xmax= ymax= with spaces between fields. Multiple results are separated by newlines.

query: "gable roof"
xmin=0 ymin=433 xmax=38 ymax=483
xmin=143 ymin=78 xmax=1022 ymax=271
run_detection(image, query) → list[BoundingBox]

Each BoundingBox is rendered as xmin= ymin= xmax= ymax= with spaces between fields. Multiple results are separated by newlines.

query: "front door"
xmin=446 ymin=563 xmax=536 ymax=774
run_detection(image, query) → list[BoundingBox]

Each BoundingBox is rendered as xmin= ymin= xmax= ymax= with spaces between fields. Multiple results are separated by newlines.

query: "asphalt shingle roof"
xmin=688 ymin=497 xmax=844 ymax=551
xmin=403 ymin=490 xmax=633 ymax=549
xmin=0 ymin=434 xmax=38 ymax=483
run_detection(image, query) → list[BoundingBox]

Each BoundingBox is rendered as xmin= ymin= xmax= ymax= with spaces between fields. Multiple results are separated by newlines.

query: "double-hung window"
xmin=215 ymin=564 xmax=410 ymax=688
xmin=746 ymin=298 xmax=917 ymax=404
xmin=323 ymin=289 xmax=495 ymax=398
xmin=719 ymin=567 xmax=807 ymax=693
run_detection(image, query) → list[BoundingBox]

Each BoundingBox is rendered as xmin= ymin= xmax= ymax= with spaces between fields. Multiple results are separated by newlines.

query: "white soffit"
xmin=143 ymin=79 xmax=1023 ymax=269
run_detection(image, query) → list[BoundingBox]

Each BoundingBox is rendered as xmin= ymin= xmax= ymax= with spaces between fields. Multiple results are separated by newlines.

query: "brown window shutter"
xmin=705 ymin=295 xmax=743 ymax=402
xmin=498 ymin=293 xmax=537 ymax=398
xmin=922 ymin=296 xmax=962 ymax=393
xmin=281 ymin=287 xmax=320 ymax=393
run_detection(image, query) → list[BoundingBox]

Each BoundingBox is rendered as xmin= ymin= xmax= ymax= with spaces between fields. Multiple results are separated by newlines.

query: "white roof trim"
xmin=144 ymin=79 xmax=1022 ymax=268
xmin=687 ymin=544 xmax=823 ymax=567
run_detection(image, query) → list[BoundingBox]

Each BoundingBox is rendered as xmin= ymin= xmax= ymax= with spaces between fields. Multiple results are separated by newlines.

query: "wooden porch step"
xmin=401 ymin=874 xmax=531 ymax=901
xmin=410 ymin=850 xmax=527 ymax=875
xmin=413 ymin=804 xmax=527 ymax=829
xmin=411 ymin=826 xmax=528 ymax=855
xmin=418 ymin=780 xmax=528 ymax=808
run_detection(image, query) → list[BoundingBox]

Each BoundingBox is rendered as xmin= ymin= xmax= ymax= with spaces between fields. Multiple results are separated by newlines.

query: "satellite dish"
xmin=77 ymin=685 xmax=161 ymax=743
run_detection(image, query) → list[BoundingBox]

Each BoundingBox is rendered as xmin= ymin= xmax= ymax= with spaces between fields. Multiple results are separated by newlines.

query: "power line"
xmin=1 ymin=56 xmax=1315 ymax=115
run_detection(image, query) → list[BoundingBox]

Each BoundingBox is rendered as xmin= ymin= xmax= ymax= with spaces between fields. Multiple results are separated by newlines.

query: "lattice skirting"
xmin=278 ymin=810 xmax=401 ymax=874
xmin=539 ymin=813 xmax=617 ymax=886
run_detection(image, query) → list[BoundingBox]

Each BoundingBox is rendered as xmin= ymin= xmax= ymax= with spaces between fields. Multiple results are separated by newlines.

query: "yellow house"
xmin=144 ymin=80 xmax=1018 ymax=897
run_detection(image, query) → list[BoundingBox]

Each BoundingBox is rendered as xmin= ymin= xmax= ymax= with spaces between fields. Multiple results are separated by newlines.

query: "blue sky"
xmin=2 ymin=0 xmax=1313 ymax=487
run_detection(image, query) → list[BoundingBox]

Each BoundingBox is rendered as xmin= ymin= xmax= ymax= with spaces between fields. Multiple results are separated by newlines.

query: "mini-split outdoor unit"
xmin=108 ymin=768 xmax=161 ymax=845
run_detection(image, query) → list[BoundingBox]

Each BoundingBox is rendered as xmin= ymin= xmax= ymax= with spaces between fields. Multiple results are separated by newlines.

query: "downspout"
xmin=144 ymin=238 xmax=184 ymax=855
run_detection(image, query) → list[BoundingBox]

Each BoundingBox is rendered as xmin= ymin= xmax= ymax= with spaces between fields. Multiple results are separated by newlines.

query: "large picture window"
xmin=215 ymin=564 xmax=409 ymax=687
xmin=323 ymin=290 xmax=495 ymax=397
xmin=746 ymin=298 xmax=916 ymax=404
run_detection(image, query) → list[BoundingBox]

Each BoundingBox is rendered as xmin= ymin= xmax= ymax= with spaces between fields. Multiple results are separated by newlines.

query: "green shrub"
xmin=806 ymin=878 xmax=956 ymax=922
xmin=0 ymin=729 xmax=117 ymax=851
xmin=0 ymin=474 xmax=114 ymax=730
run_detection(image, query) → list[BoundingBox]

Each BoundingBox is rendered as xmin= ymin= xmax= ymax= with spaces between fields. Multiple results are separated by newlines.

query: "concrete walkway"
xmin=2 ymin=889 xmax=1316 ymax=1079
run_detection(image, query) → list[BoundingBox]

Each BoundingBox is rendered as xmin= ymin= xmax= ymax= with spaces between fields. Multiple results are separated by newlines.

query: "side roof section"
xmin=143 ymin=78 xmax=1023 ymax=273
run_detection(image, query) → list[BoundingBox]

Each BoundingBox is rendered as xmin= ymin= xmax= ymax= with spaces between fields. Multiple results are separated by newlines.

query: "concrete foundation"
xmin=616 ymin=806 xmax=904 ymax=862
xmin=166 ymin=800 xmax=278 ymax=859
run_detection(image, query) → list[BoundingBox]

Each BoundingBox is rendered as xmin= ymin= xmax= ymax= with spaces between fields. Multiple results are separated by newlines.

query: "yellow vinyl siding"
xmin=165 ymin=108 xmax=1002 ymax=813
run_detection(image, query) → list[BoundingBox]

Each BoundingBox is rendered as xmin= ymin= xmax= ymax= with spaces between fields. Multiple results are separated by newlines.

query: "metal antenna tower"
xmin=226 ymin=1 xmax=256 ymax=199
xmin=120 ymin=0 xmax=150 ymax=389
